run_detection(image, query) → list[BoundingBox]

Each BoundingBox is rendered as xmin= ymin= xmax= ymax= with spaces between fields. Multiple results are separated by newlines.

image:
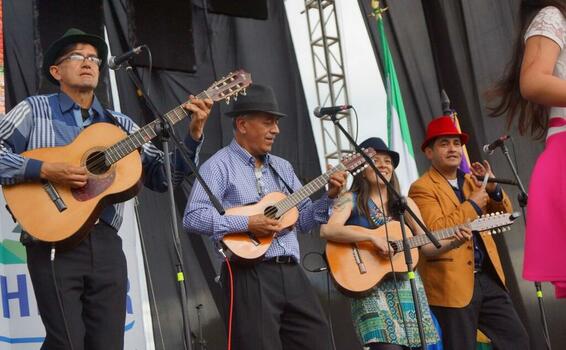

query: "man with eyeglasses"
xmin=0 ymin=28 xmax=213 ymax=349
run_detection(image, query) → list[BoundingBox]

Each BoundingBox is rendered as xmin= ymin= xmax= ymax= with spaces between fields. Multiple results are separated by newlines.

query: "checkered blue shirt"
xmin=0 ymin=92 xmax=202 ymax=231
xmin=183 ymin=139 xmax=333 ymax=262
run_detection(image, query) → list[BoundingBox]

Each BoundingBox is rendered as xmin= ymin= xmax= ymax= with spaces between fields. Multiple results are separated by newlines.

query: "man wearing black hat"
xmin=0 ymin=28 xmax=212 ymax=349
xmin=184 ymin=84 xmax=347 ymax=350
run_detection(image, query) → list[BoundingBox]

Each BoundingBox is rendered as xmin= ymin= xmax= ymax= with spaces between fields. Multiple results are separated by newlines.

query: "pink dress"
xmin=523 ymin=6 xmax=566 ymax=298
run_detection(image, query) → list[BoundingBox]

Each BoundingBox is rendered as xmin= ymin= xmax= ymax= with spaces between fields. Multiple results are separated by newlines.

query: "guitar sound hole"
xmin=264 ymin=206 xmax=278 ymax=219
xmin=86 ymin=151 xmax=110 ymax=175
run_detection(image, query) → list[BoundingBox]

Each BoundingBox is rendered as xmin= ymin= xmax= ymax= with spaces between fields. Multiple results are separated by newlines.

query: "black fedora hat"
xmin=360 ymin=137 xmax=400 ymax=169
xmin=42 ymin=28 xmax=108 ymax=85
xmin=224 ymin=84 xmax=287 ymax=118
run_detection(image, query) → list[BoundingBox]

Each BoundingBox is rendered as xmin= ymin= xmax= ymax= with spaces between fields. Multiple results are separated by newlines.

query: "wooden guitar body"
xmin=221 ymin=192 xmax=299 ymax=261
xmin=325 ymin=222 xmax=418 ymax=296
xmin=3 ymin=123 xmax=142 ymax=247
xmin=325 ymin=212 xmax=519 ymax=295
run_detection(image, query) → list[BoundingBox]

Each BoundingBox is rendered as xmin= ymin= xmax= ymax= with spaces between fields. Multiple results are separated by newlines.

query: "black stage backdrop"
xmin=4 ymin=0 xmax=360 ymax=348
xmin=358 ymin=1 xmax=565 ymax=349
xmin=5 ymin=0 xmax=566 ymax=349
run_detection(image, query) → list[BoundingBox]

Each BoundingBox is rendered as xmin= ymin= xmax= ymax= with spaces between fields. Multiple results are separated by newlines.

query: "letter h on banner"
xmin=1 ymin=274 xmax=30 ymax=318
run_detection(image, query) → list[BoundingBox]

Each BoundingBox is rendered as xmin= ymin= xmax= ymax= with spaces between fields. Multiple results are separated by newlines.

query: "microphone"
xmin=483 ymin=135 xmax=510 ymax=155
xmin=313 ymin=105 xmax=352 ymax=118
xmin=474 ymin=175 xmax=518 ymax=186
xmin=107 ymin=45 xmax=145 ymax=70
xmin=441 ymin=89 xmax=451 ymax=116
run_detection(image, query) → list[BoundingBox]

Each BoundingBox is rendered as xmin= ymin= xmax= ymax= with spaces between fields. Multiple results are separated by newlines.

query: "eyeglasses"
xmin=56 ymin=53 xmax=102 ymax=67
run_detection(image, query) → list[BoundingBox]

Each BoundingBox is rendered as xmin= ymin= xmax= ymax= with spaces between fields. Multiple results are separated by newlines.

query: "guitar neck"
xmin=104 ymin=90 xmax=208 ymax=165
xmin=274 ymin=163 xmax=346 ymax=215
xmin=392 ymin=224 xmax=461 ymax=252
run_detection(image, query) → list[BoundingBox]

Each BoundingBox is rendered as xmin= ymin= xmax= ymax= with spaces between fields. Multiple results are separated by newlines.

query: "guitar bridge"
xmin=352 ymin=244 xmax=367 ymax=274
xmin=42 ymin=181 xmax=67 ymax=212
xmin=247 ymin=233 xmax=260 ymax=246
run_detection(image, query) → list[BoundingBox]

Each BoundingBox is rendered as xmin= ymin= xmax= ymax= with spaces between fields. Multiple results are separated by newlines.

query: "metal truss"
xmin=303 ymin=0 xmax=353 ymax=164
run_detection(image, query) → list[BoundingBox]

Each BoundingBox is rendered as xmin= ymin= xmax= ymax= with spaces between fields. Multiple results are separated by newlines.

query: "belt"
xmin=264 ymin=256 xmax=296 ymax=264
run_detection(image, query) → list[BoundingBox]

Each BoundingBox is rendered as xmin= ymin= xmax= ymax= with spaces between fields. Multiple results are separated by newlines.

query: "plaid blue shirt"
xmin=0 ymin=92 xmax=202 ymax=231
xmin=184 ymin=139 xmax=333 ymax=262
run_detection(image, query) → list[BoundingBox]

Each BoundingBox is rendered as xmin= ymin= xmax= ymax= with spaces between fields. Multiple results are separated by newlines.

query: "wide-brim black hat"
xmin=360 ymin=137 xmax=400 ymax=169
xmin=42 ymin=28 xmax=108 ymax=85
xmin=224 ymin=84 xmax=287 ymax=118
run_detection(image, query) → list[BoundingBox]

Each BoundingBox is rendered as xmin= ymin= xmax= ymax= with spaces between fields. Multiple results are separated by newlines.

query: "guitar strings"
xmin=78 ymin=85 xmax=244 ymax=174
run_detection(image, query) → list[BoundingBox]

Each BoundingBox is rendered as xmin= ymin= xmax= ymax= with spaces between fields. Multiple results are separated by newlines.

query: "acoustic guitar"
xmin=221 ymin=148 xmax=376 ymax=261
xmin=325 ymin=211 xmax=520 ymax=296
xmin=2 ymin=70 xmax=252 ymax=248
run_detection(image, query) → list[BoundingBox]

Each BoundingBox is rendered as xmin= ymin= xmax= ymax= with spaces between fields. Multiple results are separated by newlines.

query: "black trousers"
xmin=26 ymin=222 xmax=128 ymax=350
xmin=431 ymin=270 xmax=529 ymax=350
xmin=221 ymin=260 xmax=332 ymax=350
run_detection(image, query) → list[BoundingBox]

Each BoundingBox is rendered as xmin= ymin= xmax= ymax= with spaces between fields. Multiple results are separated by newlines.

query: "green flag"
xmin=376 ymin=13 xmax=419 ymax=193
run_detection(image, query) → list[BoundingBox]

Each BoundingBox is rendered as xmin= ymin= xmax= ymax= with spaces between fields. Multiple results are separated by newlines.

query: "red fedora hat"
xmin=421 ymin=116 xmax=469 ymax=151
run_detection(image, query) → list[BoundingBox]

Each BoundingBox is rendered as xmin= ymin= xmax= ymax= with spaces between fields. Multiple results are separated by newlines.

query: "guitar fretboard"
xmin=273 ymin=163 xmax=347 ymax=216
xmin=391 ymin=224 xmax=466 ymax=252
xmin=104 ymin=91 xmax=208 ymax=165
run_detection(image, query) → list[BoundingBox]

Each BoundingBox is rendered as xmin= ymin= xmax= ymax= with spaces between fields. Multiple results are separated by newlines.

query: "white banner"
xmin=0 ymin=197 xmax=154 ymax=349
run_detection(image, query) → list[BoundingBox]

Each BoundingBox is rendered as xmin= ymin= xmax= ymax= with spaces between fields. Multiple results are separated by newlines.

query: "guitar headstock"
xmin=470 ymin=211 xmax=520 ymax=235
xmin=205 ymin=69 xmax=252 ymax=103
xmin=340 ymin=148 xmax=377 ymax=175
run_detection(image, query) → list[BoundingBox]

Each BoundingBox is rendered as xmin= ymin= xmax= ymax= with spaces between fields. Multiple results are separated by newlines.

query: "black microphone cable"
xmin=302 ymin=251 xmax=337 ymax=350
xmin=373 ymin=181 xmax=414 ymax=349
xmin=50 ymin=245 xmax=75 ymax=350
xmin=352 ymin=106 xmax=360 ymax=144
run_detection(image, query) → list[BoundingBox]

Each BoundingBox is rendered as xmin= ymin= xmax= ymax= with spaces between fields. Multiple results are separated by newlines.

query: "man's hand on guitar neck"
xmin=183 ymin=95 xmax=213 ymax=142
xmin=327 ymin=170 xmax=347 ymax=199
xmin=40 ymin=162 xmax=88 ymax=188
xmin=248 ymin=214 xmax=283 ymax=237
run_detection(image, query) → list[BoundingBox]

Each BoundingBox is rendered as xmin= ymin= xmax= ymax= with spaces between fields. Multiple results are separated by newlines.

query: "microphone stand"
xmin=326 ymin=112 xmax=441 ymax=348
xmin=122 ymin=62 xmax=224 ymax=350
xmin=498 ymin=141 xmax=552 ymax=350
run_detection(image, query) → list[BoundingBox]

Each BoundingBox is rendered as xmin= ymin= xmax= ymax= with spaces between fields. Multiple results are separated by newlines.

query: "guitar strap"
xmin=268 ymin=163 xmax=294 ymax=195
xmin=102 ymin=108 xmax=131 ymax=136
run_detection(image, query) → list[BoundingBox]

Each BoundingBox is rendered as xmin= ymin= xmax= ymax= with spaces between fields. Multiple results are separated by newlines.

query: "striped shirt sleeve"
xmin=183 ymin=157 xmax=249 ymax=242
xmin=0 ymin=100 xmax=43 ymax=184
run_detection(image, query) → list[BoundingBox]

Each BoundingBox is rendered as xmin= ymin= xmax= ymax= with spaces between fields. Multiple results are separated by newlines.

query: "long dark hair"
xmin=487 ymin=0 xmax=566 ymax=139
xmin=350 ymin=169 xmax=401 ymax=223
